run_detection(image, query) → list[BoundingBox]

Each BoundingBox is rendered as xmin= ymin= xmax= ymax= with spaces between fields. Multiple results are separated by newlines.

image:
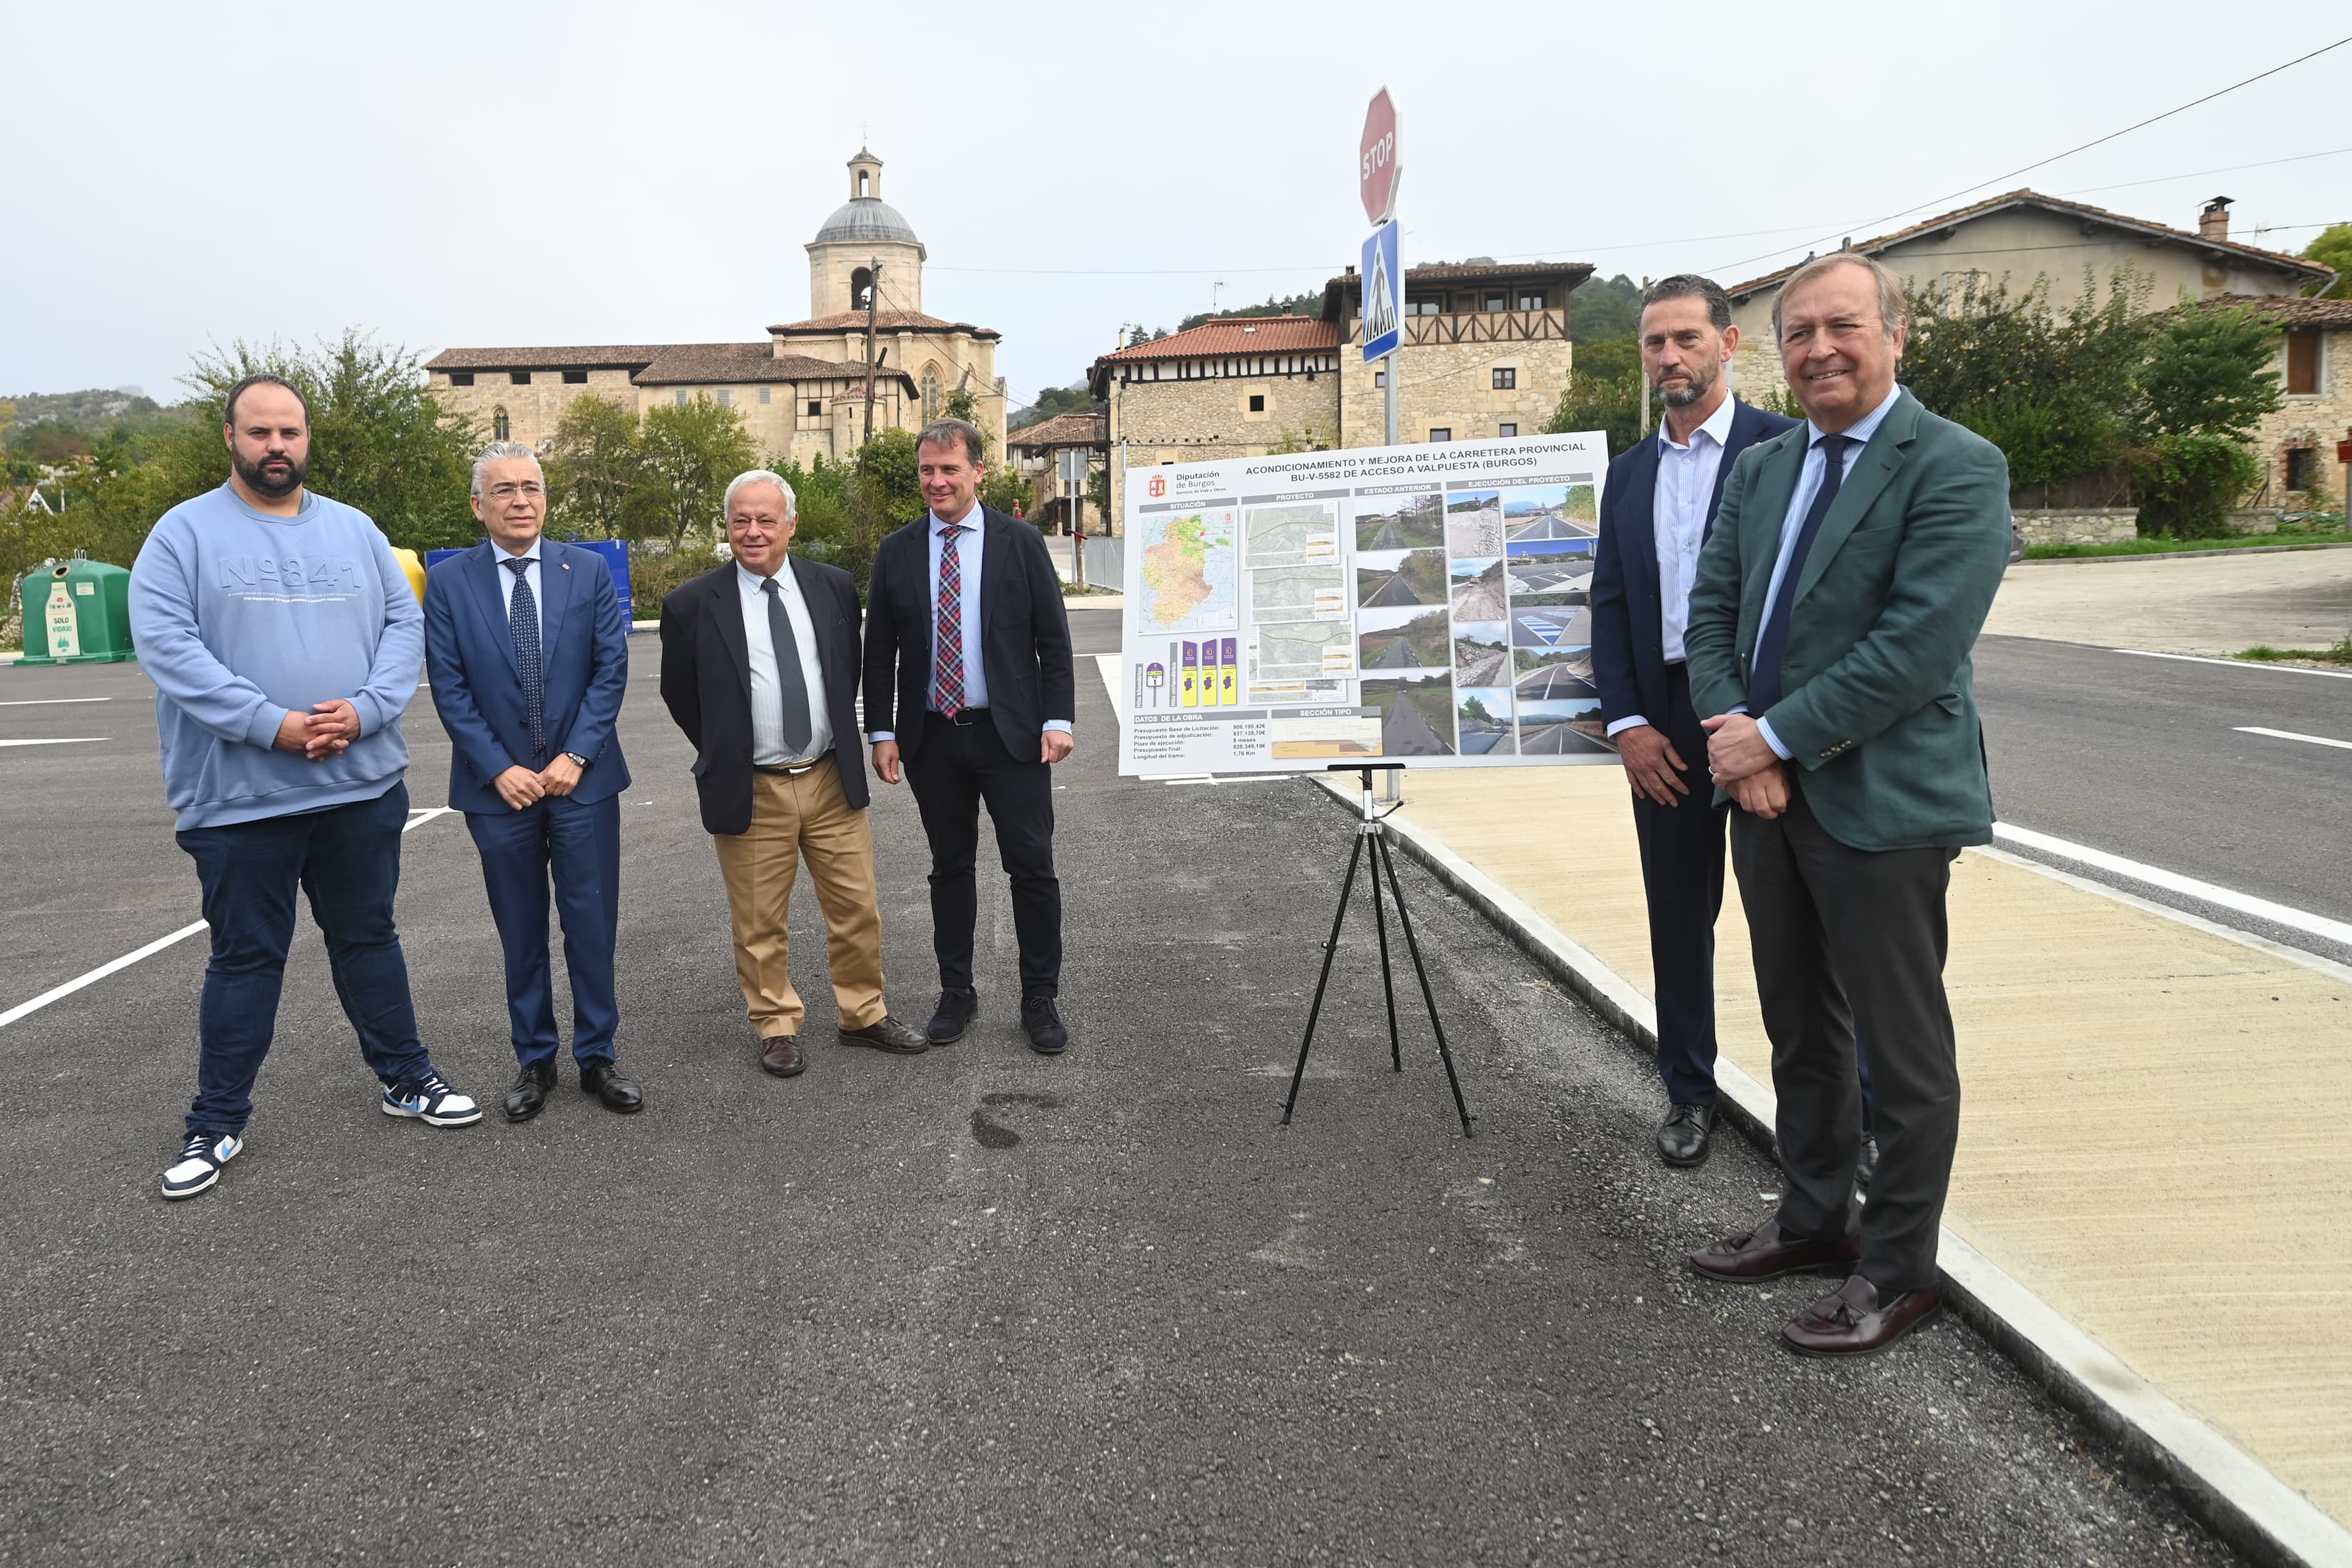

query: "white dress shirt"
xmin=866 ymin=503 xmax=1073 ymax=744
xmin=1750 ymin=383 xmax=1904 ymax=760
xmin=1604 ymin=394 xmax=1738 ymax=739
xmin=492 ymin=537 xmax=542 ymax=637
xmin=736 ymin=560 xmax=832 ymax=767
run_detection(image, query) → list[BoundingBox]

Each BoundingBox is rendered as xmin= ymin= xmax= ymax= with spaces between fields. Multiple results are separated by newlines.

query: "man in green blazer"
xmin=1681 ymin=253 xmax=2012 ymax=1358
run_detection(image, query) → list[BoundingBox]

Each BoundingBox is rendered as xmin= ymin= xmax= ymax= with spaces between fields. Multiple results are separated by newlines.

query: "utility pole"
xmin=862 ymin=257 xmax=882 ymax=444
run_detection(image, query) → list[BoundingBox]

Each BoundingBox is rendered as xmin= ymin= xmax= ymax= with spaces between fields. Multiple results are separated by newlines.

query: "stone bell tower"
xmin=805 ymin=148 xmax=927 ymax=319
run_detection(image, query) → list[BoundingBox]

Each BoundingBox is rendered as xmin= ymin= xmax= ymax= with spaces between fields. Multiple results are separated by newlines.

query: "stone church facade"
xmin=427 ymin=150 xmax=1007 ymax=464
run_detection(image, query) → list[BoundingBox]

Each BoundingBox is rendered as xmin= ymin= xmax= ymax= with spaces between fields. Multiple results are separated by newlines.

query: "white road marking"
xmin=0 ymin=696 xmax=112 ymax=707
xmin=0 ymin=807 xmax=458 ymax=1032
xmin=1992 ymin=822 xmax=2352 ymax=948
xmin=2108 ymin=647 xmax=2352 ymax=681
xmin=2235 ymin=724 xmax=2352 ymax=751
xmin=0 ymin=737 xmax=106 ymax=748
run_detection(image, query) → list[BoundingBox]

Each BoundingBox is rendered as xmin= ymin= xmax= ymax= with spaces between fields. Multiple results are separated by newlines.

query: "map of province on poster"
xmin=1118 ymin=433 xmax=1613 ymax=775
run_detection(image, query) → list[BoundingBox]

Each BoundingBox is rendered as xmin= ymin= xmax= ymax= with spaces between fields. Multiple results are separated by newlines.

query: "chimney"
xmin=2199 ymin=196 xmax=2232 ymax=242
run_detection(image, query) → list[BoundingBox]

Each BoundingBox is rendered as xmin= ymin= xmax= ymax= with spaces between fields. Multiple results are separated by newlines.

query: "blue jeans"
xmin=175 ymin=780 xmax=430 ymax=1138
xmin=465 ymin=792 xmax=621 ymax=1067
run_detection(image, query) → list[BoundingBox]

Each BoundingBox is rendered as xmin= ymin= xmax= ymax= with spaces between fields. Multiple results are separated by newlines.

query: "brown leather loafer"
xmin=839 ymin=1016 xmax=927 ymax=1055
xmin=1781 ymin=1276 xmax=1941 ymax=1358
xmin=1689 ymin=1217 xmax=1861 ymax=1281
xmin=760 ymin=1036 xmax=805 ymax=1077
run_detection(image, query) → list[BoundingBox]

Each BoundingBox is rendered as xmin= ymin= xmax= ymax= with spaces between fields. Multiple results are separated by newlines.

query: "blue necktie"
xmin=1747 ymin=434 xmax=1852 ymax=715
xmin=505 ymin=558 xmax=546 ymax=759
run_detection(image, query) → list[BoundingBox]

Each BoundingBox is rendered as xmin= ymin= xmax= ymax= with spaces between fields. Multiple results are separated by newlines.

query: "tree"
xmin=2304 ymin=224 xmax=2352 ymax=301
xmin=545 ymin=395 xmax=641 ymax=540
xmin=2130 ymin=301 xmax=2284 ymax=538
xmin=1544 ymin=334 xmax=1650 ymax=455
xmin=1009 ymin=383 xmax=1098 ymax=433
xmin=1568 ymin=274 xmax=1641 ymax=344
xmin=632 ymin=394 xmax=757 ymax=546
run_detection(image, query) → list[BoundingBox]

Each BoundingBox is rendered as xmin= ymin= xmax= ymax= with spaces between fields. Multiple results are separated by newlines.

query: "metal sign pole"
xmin=1384 ymin=347 xmax=1399 ymax=447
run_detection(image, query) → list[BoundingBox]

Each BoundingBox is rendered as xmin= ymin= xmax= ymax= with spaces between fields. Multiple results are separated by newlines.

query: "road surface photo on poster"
xmin=1445 ymin=490 xmax=1505 ymax=557
xmin=1361 ymin=672 xmax=1458 ymax=758
xmin=1360 ymin=604 xmax=1451 ymax=670
xmin=1517 ymin=698 xmax=1613 ymax=755
xmin=1503 ymin=483 xmax=1597 ymax=544
xmin=1135 ymin=507 xmax=1238 ymax=636
xmin=1356 ymin=548 xmax=1448 ymax=609
xmin=1244 ymin=500 xmax=1339 ymax=568
xmin=1512 ymin=603 xmax=1593 ymax=647
xmin=1250 ymin=562 xmax=1349 ymax=623
xmin=1453 ymin=622 xmax=1509 ymax=686
xmin=1354 ymin=490 xmax=1443 ymax=552
xmin=1456 ymin=688 xmax=1515 ymax=756
xmin=1450 ymin=557 xmax=1508 ymax=621
xmin=1513 ymin=645 xmax=1598 ymax=701
xmin=1507 ymin=546 xmax=1594 ymax=598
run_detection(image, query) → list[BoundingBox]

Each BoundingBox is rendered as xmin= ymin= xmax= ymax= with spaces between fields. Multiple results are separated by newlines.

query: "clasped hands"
xmin=273 ymin=699 xmax=361 ymax=761
xmin=1698 ymin=711 xmax=1790 ymax=820
xmin=494 ymin=753 xmax=583 ymax=810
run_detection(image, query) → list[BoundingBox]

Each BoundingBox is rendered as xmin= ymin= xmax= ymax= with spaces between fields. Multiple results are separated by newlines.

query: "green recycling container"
xmin=19 ymin=559 xmax=136 ymax=665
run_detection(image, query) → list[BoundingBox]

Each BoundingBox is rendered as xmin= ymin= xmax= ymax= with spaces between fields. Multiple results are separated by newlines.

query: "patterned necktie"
xmin=934 ymin=524 xmax=967 ymax=716
xmin=759 ymin=577 xmax=814 ymax=756
xmin=505 ymin=557 xmax=546 ymax=758
xmin=1747 ymin=434 xmax=1852 ymax=715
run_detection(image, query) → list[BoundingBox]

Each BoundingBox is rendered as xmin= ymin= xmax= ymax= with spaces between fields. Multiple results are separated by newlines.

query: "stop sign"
xmin=1359 ymin=88 xmax=1400 ymax=225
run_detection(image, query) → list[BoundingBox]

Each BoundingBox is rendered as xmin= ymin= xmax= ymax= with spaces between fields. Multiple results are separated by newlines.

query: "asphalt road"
xmin=1376 ymin=689 xmax=1453 ymax=756
xmin=1517 ymin=720 xmax=1616 ymax=757
xmin=1975 ymin=634 xmax=2352 ymax=959
xmin=1517 ymin=664 xmax=1600 ymax=701
xmin=1512 ymin=607 xmax=1594 ymax=649
xmin=0 ymin=610 xmax=2242 ymax=1565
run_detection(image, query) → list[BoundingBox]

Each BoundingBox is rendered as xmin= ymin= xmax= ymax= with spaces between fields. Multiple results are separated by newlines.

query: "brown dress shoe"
xmin=760 ymin=1036 xmax=805 ymax=1077
xmin=1781 ymin=1276 xmax=1942 ymax=1358
xmin=1689 ymin=1217 xmax=1862 ymax=1281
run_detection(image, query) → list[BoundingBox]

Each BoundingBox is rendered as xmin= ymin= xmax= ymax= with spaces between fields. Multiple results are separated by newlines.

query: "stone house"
xmin=1005 ymin=412 xmax=1108 ymax=532
xmin=1088 ymin=259 xmax=1592 ymax=525
xmin=2220 ymin=295 xmax=2352 ymax=510
xmin=1724 ymin=190 xmax=2336 ymax=403
xmin=425 ymin=150 xmax=1006 ymax=466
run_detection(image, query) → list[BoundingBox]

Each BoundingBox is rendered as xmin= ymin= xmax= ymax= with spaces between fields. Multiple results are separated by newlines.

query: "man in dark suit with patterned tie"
xmin=1683 ymin=254 xmax=2012 ymax=1357
xmin=423 ymin=441 xmax=641 ymax=1122
xmin=659 ymin=470 xmax=929 ymax=1077
xmin=1590 ymin=276 xmax=1795 ymax=1170
xmin=863 ymin=418 xmax=1077 ymax=1056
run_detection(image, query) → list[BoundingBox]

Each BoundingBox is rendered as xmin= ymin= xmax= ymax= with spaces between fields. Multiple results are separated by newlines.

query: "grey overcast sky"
xmin=6 ymin=1 xmax=2348 ymax=412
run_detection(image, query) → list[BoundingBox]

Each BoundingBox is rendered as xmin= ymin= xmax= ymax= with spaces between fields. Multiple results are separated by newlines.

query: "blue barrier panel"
xmin=423 ymin=540 xmax=632 ymax=624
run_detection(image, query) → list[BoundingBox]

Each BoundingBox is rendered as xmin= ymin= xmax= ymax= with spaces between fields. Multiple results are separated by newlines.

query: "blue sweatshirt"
xmin=130 ymin=483 xmax=424 ymax=830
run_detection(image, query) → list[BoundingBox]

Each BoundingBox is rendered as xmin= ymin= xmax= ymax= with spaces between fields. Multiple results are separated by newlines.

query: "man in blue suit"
xmin=423 ymin=441 xmax=641 ymax=1122
xmin=1590 ymin=277 xmax=1796 ymax=1169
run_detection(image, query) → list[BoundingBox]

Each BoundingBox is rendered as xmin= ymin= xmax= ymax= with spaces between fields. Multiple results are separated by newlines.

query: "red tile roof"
xmin=426 ymin=345 xmax=666 ymax=371
xmin=768 ymin=308 xmax=1001 ymax=340
xmin=1007 ymin=412 xmax=1107 ymax=449
xmin=1726 ymin=189 xmax=2335 ymax=300
xmin=2202 ymin=293 xmax=2352 ymax=328
xmin=1095 ymin=316 xmax=1340 ymax=363
xmin=630 ymin=342 xmax=907 ymax=388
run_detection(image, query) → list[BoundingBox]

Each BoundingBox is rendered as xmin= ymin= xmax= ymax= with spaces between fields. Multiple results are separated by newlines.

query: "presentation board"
xmin=1116 ymin=432 xmax=1614 ymax=775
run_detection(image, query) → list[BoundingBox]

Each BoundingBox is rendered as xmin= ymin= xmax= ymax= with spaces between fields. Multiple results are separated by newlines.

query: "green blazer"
xmin=1683 ymin=389 xmax=2012 ymax=852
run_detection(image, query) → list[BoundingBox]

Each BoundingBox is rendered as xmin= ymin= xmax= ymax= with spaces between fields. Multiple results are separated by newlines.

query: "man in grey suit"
xmin=1681 ymin=253 xmax=2012 ymax=1358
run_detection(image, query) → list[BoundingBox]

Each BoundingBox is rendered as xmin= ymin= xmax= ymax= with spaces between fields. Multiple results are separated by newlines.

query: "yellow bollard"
xmin=390 ymin=547 xmax=427 ymax=603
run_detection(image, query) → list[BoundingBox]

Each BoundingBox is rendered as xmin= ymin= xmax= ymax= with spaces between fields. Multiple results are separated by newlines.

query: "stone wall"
xmin=2248 ymin=325 xmax=2351 ymax=511
xmin=431 ymin=370 xmax=638 ymax=453
xmin=2013 ymin=507 xmax=2137 ymax=546
xmin=1334 ymin=319 xmax=1570 ymax=446
xmin=1106 ymin=371 xmax=1339 ymax=527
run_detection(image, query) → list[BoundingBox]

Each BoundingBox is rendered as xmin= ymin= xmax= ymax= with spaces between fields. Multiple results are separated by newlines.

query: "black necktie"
xmin=1747 ymin=434 xmax=1853 ymax=714
xmin=760 ymin=577 xmax=814 ymax=756
xmin=504 ymin=557 xmax=545 ymax=758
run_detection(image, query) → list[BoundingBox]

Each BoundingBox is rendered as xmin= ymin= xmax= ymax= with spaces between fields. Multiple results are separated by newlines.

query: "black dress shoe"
xmin=579 ymin=1058 xmax=644 ymax=1114
xmin=1782 ymin=1276 xmax=1942 ymax=1357
xmin=1021 ymin=994 xmax=1068 ymax=1056
xmin=1689 ymin=1217 xmax=1862 ymax=1282
xmin=840 ymin=1016 xmax=928 ymax=1055
xmin=505 ymin=1061 xmax=557 ymax=1123
xmin=927 ymin=987 xmax=979 ymax=1045
xmin=760 ymin=1036 xmax=805 ymax=1077
xmin=1656 ymin=1103 xmax=1717 ymax=1167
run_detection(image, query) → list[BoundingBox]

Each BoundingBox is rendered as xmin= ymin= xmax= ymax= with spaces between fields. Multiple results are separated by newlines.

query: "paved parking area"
xmin=0 ymin=609 xmax=2242 ymax=1565
xmin=1985 ymin=550 xmax=2352 ymax=655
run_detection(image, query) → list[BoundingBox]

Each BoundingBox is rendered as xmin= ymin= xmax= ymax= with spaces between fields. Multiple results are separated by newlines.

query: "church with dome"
xmin=426 ymin=150 xmax=1006 ymax=464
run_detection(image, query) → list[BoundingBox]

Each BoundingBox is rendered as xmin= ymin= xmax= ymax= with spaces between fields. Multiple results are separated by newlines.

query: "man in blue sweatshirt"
xmin=130 ymin=373 xmax=481 ymax=1202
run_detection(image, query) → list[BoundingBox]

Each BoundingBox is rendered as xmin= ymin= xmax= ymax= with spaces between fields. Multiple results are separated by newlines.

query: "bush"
xmin=2131 ymin=434 xmax=2260 ymax=538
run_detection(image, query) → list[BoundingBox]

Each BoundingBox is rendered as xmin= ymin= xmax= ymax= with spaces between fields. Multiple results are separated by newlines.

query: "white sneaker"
xmin=380 ymin=1070 xmax=483 ymax=1128
xmin=162 ymin=1132 xmax=242 ymax=1200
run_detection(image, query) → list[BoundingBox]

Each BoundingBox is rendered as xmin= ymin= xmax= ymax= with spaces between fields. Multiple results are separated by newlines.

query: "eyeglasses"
xmin=487 ymin=482 xmax=545 ymax=500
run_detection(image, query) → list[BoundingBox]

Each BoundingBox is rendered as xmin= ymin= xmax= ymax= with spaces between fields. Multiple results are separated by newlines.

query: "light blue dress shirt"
xmin=492 ymin=537 xmax=542 ymax=637
xmin=866 ymin=505 xmax=1072 ymax=743
xmin=1604 ymin=393 xmax=1737 ymax=739
xmin=1749 ymin=384 xmax=1903 ymax=761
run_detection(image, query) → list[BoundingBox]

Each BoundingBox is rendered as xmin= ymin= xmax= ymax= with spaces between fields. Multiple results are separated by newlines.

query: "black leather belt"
xmin=931 ymin=708 xmax=989 ymax=728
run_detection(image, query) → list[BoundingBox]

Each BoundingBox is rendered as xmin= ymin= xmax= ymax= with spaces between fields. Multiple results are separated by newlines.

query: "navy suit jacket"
xmin=1589 ymin=398 xmax=1797 ymax=730
xmin=423 ymin=538 xmax=631 ymax=814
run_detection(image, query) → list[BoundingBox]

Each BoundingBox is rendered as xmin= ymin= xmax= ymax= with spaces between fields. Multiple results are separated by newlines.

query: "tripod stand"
xmin=1281 ymin=764 xmax=1475 ymax=1137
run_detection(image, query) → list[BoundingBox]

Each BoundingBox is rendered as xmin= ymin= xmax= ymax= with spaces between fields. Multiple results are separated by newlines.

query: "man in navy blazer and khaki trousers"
xmin=1590 ymin=277 xmax=1794 ymax=1169
xmin=423 ymin=441 xmax=642 ymax=1122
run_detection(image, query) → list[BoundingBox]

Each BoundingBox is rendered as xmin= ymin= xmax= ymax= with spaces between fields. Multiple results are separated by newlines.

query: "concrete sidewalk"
xmin=1986 ymin=551 xmax=2352 ymax=655
xmin=1356 ymin=764 xmax=2352 ymax=1563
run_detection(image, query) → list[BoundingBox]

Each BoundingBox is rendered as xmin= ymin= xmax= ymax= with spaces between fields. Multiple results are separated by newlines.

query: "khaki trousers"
xmin=711 ymin=763 xmax=887 ymax=1038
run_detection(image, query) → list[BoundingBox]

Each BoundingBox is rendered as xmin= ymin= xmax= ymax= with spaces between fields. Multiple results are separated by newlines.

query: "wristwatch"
xmin=563 ymin=751 xmax=591 ymax=768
